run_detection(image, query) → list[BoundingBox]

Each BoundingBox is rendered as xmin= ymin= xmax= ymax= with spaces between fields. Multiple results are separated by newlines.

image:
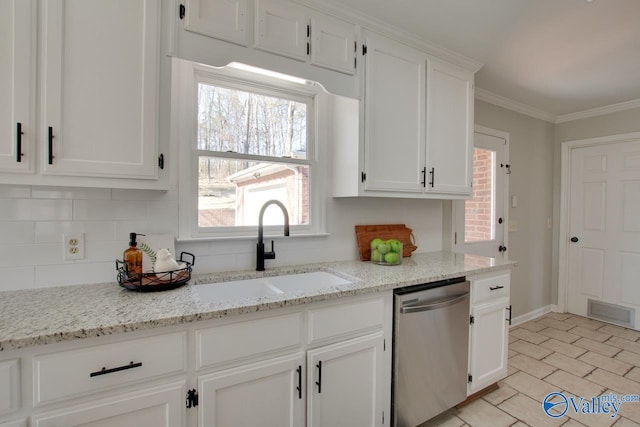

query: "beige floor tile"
xmin=544 ymin=353 xmax=595 ymax=378
xmin=419 ymin=409 xmax=465 ymax=427
xmin=624 ymin=367 xmax=640 ymax=383
xmin=456 ymin=397 xmax=517 ymax=427
xmin=519 ymin=321 xmax=548 ymax=333
xmin=544 ymin=370 xmax=605 ymax=398
xmin=578 ymin=352 xmax=632 ymax=377
xmin=562 ymin=393 xmax=618 ymax=427
xmin=510 ymin=335 xmax=521 ymax=346
xmin=509 ymin=349 xmax=520 ymax=358
xmin=503 ymin=371 xmax=558 ymax=402
xmin=498 ymin=393 xmax=564 ymax=427
xmin=598 ymin=325 xmax=640 ymax=343
xmin=508 ymin=364 xmax=520 ymax=376
xmin=608 ymin=389 xmax=640 ymax=425
xmin=565 ymin=316 xmax=609 ymax=330
xmin=574 ymin=338 xmax=622 ymax=358
xmin=586 ymin=369 xmax=640 ymax=396
xmin=569 ymin=326 xmax=613 ymax=343
xmin=538 ymin=318 xmax=577 ymax=331
xmin=545 ymin=312 xmax=575 ymax=321
xmin=606 ymin=336 xmax=640 ymax=355
xmin=562 ymin=419 xmax=587 ymax=426
xmin=615 ymin=351 xmax=640 ymax=367
xmin=613 ymin=417 xmax=640 ymax=427
xmin=511 ymin=327 xmax=550 ymax=345
xmin=540 ymin=327 xmax=581 ymax=344
xmin=511 ymin=340 xmax=554 ymax=360
xmin=510 ymin=422 xmax=529 ymax=427
xmin=509 ymin=354 xmax=556 ymax=379
xmin=541 ymin=339 xmax=589 ymax=358
xmin=483 ymin=384 xmax=518 ymax=406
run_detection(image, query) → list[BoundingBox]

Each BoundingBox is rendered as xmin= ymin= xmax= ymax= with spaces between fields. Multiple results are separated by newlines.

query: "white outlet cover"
xmin=63 ymin=232 xmax=85 ymax=261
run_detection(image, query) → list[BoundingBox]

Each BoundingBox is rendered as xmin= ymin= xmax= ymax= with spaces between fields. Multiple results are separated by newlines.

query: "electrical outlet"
xmin=63 ymin=232 xmax=85 ymax=260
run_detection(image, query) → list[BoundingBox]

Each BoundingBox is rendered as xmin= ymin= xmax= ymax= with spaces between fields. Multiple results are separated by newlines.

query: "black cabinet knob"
xmin=498 ymin=245 xmax=507 ymax=252
xmin=570 ymin=237 xmax=579 ymax=243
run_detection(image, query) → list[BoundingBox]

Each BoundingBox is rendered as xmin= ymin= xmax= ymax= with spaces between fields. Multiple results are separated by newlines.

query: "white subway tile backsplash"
xmin=35 ymin=262 xmax=115 ymax=288
xmin=35 ymin=221 xmax=116 ymax=243
xmin=112 ymin=188 xmax=178 ymax=202
xmin=0 ymin=244 xmax=61 ymax=268
xmin=0 ymin=185 xmax=31 ymax=198
xmin=175 ymin=241 xmax=210 ymax=257
xmin=115 ymin=220 xmax=179 ymax=238
xmin=31 ymin=186 xmax=111 ymax=200
xmin=191 ymin=254 xmax=239 ymax=274
xmin=0 ymin=222 xmax=35 ymax=244
xmin=0 ymin=266 xmax=35 ymax=291
xmin=0 ymin=199 xmax=72 ymax=221
xmin=73 ymin=200 xmax=147 ymax=221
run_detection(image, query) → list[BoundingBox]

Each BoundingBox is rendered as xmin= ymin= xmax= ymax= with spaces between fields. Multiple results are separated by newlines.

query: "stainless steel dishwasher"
xmin=392 ymin=277 xmax=470 ymax=427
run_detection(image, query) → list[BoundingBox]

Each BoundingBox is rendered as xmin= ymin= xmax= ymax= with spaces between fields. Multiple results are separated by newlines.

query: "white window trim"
xmin=175 ymin=59 xmax=327 ymax=240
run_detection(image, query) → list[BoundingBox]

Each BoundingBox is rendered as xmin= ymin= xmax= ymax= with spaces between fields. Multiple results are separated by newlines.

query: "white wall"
xmin=472 ymin=100 xmax=556 ymax=318
xmin=0 ymin=182 xmax=443 ymax=291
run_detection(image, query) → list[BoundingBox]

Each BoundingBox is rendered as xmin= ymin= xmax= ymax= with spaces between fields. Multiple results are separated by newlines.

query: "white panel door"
xmin=426 ymin=57 xmax=473 ymax=196
xmin=198 ymin=353 xmax=305 ymax=427
xmin=307 ymin=332 xmax=384 ymax=427
xmin=254 ymin=0 xmax=307 ymax=61
xmin=363 ymin=31 xmax=426 ymax=193
xmin=41 ymin=0 xmax=160 ymax=179
xmin=184 ymin=0 xmax=248 ymax=46
xmin=0 ymin=0 xmax=34 ymax=173
xmin=567 ymin=140 xmax=640 ymax=329
xmin=309 ymin=14 xmax=356 ymax=75
xmin=32 ymin=382 xmax=185 ymax=427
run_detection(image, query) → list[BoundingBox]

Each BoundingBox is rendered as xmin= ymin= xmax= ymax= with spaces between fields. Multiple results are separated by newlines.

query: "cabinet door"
xmin=31 ymin=382 xmax=185 ymax=427
xmin=309 ymin=14 xmax=356 ymax=75
xmin=198 ymin=353 xmax=305 ymax=427
xmin=426 ymin=58 xmax=473 ymax=196
xmin=0 ymin=0 xmax=34 ymax=173
xmin=468 ymin=298 xmax=509 ymax=394
xmin=183 ymin=0 xmax=248 ymax=46
xmin=0 ymin=420 xmax=26 ymax=427
xmin=41 ymin=0 xmax=160 ymax=179
xmin=0 ymin=359 xmax=19 ymax=416
xmin=363 ymin=32 xmax=426 ymax=193
xmin=307 ymin=332 xmax=384 ymax=427
xmin=255 ymin=0 xmax=307 ymax=61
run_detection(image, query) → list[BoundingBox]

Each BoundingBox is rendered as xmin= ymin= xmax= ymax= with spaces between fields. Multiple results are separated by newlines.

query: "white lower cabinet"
xmin=198 ymin=353 xmax=305 ymax=427
xmin=468 ymin=272 xmax=511 ymax=395
xmin=0 ymin=420 xmax=26 ymax=427
xmin=31 ymin=382 xmax=185 ymax=427
xmin=307 ymin=332 xmax=384 ymax=427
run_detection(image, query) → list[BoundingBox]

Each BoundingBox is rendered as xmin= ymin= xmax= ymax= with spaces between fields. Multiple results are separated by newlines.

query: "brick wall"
xmin=465 ymin=148 xmax=493 ymax=242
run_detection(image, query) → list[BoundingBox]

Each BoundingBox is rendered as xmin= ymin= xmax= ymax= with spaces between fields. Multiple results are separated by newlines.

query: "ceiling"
xmin=317 ymin=0 xmax=640 ymax=118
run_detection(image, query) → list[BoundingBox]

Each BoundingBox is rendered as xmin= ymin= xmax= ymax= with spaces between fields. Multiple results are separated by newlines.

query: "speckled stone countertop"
xmin=0 ymin=251 xmax=515 ymax=352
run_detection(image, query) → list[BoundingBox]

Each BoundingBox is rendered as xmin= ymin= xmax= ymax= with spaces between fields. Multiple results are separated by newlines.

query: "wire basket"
xmin=116 ymin=252 xmax=195 ymax=292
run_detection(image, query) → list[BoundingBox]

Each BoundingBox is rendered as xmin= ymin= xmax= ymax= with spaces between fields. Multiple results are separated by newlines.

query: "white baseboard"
xmin=510 ymin=304 xmax=559 ymax=327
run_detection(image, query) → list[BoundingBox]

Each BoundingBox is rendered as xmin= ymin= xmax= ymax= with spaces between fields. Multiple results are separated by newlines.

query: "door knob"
xmin=570 ymin=237 xmax=579 ymax=243
xmin=498 ymin=245 xmax=507 ymax=252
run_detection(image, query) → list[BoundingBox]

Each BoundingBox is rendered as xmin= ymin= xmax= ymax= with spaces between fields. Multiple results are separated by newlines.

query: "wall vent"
xmin=587 ymin=299 xmax=635 ymax=329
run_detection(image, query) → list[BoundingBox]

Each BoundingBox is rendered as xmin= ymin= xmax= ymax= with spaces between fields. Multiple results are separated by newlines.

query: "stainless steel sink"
xmin=194 ymin=271 xmax=352 ymax=304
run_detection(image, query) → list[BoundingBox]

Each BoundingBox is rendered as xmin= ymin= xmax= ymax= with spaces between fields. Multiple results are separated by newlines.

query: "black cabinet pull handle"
xmin=89 ymin=361 xmax=142 ymax=377
xmin=429 ymin=167 xmax=435 ymax=187
xmin=506 ymin=305 xmax=512 ymax=325
xmin=315 ymin=361 xmax=322 ymax=393
xmin=420 ymin=167 xmax=427 ymax=187
xmin=16 ymin=122 xmax=24 ymax=162
xmin=296 ymin=365 xmax=302 ymax=399
xmin=489 ymin=285 xmax=504 ymax=291
xmin=498 ymin=245 xmax=507 ymax=253
xmin=48 ymin=126 xmax=55 ymax=165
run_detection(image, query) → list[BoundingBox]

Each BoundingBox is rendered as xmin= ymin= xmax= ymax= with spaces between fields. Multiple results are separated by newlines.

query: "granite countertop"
xmin=0 ymin=251 xmax=515 ymax=352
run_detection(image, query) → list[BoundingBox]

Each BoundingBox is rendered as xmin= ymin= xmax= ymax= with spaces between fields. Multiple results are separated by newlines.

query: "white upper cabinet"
xmin=41 ymin=0 xmax=160 ymax=180
xmin=309 ymin=14 xmax=357 ymax=75
xmin=332 ymin=31 xmax=475 ymax=199
xmin=426 ymin=58 xmax=473 ymax=196
xmin=0 ymin=0 xmax=34 ymax=174
xmin=183 ymin=0 xmax=248 ymax=46
xmin=363 ymin=31 xmax=426 ymax=193
xmin=255 ymin=0 xmax=308 ymax=61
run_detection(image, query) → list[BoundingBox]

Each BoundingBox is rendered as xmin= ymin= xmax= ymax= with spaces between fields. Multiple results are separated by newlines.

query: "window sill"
xmin=176 ymin=232 xmax=331 ymax=243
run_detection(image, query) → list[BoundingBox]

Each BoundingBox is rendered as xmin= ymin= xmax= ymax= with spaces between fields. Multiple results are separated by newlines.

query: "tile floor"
xmin=422 ymin=312 xmax=640 ymax=427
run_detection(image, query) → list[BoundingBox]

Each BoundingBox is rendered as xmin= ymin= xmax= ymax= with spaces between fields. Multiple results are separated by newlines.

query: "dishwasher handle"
xmin=400 ymin=292 xmax=469 ymax=314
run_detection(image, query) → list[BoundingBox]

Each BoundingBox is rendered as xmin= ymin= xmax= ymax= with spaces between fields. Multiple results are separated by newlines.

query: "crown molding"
xmin=474 ymin=88 xmax=556 ymax=123
xmin=555 ymin=98 xmax=640 ymax=123
xmin=294 ymin=0 xmax=484 ymax=73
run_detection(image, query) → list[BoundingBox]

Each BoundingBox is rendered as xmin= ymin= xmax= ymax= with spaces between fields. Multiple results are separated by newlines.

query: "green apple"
xmin=370 ymin=238 xmax=383 ymax=251
xmin=377 ymin=242 xmax=391 ymax=254
xmin=371 ymin=249 xmax=383 ymax=262
xmin=384 ymin=252 xmax=399 ymax=264
xmin=389 ymin=239 xmax=402 ymax=253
